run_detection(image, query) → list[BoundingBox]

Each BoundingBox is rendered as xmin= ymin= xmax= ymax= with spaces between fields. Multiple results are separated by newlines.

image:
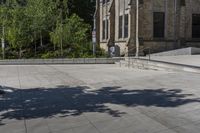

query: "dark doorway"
xmin=192 ymin=14 xmax=200 ymax=38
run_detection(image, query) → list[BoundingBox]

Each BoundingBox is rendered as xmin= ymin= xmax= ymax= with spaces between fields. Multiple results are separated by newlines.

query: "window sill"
xmin=102 ymin=2 xmax=111 ymax=7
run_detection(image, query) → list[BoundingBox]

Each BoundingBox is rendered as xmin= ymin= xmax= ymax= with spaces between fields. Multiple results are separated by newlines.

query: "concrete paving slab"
xmin=53 ymin=128 xmax=74 ymax=133
xmin=46 ymin=115 xmax=90 ymax=130
xmin=46 ymin=118 xmax=73 ymax=132
xmin=171 ymin=123 xmax=200 ymax=133
xmin=122 ymin=114 xmax=170 ymax=133
xmin=93 ymin=117 xmax=132 ymax=133
xmin=0 ymin=64 xmax=200 ymax=133
xmin=83 ymin=112 xmax=117 ymax=123
xmin=26 ymin=118 xmax=50 ymax=133
xmin=72 ymin=123 xmax=100 ymax=133
xmin=0 ymin=121 xmax=26 ymax=133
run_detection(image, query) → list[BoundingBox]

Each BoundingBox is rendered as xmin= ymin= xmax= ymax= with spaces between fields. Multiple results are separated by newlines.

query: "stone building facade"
xmin=95 ymin=0 xmax=200 ymax=56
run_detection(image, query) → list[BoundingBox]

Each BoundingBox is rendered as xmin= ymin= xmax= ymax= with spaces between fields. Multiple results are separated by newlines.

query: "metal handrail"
xmin=125 ymin=46 xmax=152 ymax=61
xmin=122 ymin=46 xmax=152 ymax=69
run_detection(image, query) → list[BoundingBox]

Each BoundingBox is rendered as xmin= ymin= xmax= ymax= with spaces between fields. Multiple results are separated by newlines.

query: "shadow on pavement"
xmin=0 ymin=85 xmax=200 ymax=124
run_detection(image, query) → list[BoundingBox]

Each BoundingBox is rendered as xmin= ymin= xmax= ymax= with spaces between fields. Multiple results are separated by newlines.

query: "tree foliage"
xmin=0 ymin=0 xmax=104 ymax=59
xmin=50 ymin=14 xmax=90 ymax=57
xmin=68 ymin=0 xmax=95 ymax=25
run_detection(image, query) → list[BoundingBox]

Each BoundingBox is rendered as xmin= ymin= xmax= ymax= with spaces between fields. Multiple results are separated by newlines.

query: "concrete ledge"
xmin=151 ymin=47 xmax=200 ymax=56
xmin=143 ymin=59 xmax=200 ymax=73
xmin=0 ymin=58 xmax=124 ymax=65
xmin=119 ymin=58 xmax=200 ymax=74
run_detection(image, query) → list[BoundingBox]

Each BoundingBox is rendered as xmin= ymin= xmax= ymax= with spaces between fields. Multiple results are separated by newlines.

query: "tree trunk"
xmin=40 ymin=31 xmax=43 ymax=47
xmin=60 ymin=32 xmax=63 ymax=57
xmin=19 ymin=46 xmax=22 ymax=59
xmin=1 ymin=25 xmax=5 ymax=59
xmin=54 ymin=43 xmax=56 ymax=51
xmin=34 ymin=32 xmax=37 ymax=57
xmin=60 ymin=8 xmax=63 ymax=58
xmin=60 ymin=16 xmax=63 ymax=57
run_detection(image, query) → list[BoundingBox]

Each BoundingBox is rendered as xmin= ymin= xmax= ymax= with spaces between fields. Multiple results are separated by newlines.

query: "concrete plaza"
xmin=0 ymin=64 xmax=200 ymax=133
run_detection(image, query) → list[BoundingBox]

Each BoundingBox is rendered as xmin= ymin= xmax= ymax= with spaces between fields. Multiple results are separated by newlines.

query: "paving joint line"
xmin=17 ymin=66 xmax=28 ymax=133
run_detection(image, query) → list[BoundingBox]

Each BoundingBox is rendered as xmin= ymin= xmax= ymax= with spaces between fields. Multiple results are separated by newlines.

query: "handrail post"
xmin=148 ymin=48 xmax=151 ymax=61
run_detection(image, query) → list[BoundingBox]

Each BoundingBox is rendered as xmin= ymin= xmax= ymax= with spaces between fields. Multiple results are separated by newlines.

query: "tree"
xmin=0 ymin=0 xmax=104 ymax=59
xmin=68 ymin=0 xmax=95 ymax=25
xmin=0 ymin=0 xmax=29 ymax=58
xmin=0 ymin=5 xmax=7 ymax=59
xmin=50 ymin=14 xmax=90 ymax=57
xmin=6 ymin=7 xmax=32 ymax=58
xmin=25 ymin=0 xmax=55 ymax=56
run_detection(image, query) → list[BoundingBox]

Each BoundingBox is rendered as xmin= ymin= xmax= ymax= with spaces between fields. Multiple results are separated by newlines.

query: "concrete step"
xmin=117 ymin=58 xmax=200 ymax=74
xmin=151 ymin=47 xmax=200 ymax=56
xmin=117 ymin=60 xmax=149 ymax=70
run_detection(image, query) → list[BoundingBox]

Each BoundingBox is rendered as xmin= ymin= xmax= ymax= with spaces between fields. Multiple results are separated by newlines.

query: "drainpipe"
xmin=135 ymin=0 xmax=139 ymax=57
xmin=174 ymin=0 xmax=177 ymax=49
xmin=93 ymin=15 xmax=96 ymax=56
xmin=92 ymin=0 xmax=98 ymax=57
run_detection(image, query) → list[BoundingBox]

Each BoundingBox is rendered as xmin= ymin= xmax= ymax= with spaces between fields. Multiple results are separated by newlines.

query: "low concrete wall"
xmin=151 ymin=47 xmax=200 ymax=56
xmin=118 ymin=58 xmax=200 ymax=74
xmin=0 ymin=58 xmax=124 ymax=65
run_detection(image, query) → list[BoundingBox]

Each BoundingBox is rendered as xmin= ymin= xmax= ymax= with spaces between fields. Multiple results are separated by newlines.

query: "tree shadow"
xmin=0 ymin=85 xmax=200 ymax=124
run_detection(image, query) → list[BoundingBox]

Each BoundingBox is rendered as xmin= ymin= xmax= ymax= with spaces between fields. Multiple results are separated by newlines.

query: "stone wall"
xmin=114 ymin=41 xmax=128 ymax=56
xmin=97 ymin=0 xmax=200 ymax=56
